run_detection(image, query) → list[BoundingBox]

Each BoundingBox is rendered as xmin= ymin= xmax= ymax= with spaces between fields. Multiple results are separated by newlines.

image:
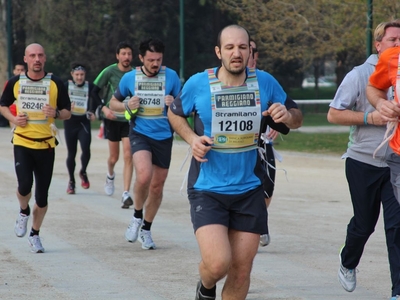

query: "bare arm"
xmin=263 ymin=104 xmax=303 ymax=129
xmin=285 ymin=107 xmax=303 ymax=129
xmin=167 ymin=109 xmax=212 ymax=162
xmin=110 ymin=95 xmax=139 ymax=112
xmin=0 ymin=106 xmax=27 ymax=127
xmin=109 ymin=95 xmax=125 ymax=112
xmin=327 ymin=107 xmax=386 ymax=126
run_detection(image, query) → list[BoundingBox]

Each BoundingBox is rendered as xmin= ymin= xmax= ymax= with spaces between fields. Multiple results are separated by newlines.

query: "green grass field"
xmin=273 ymin=131 xmax=349 ymax=155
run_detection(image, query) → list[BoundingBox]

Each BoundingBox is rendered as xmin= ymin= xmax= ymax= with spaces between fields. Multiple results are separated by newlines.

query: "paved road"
xmin=0 ymin=127 xmax=393 ymax=300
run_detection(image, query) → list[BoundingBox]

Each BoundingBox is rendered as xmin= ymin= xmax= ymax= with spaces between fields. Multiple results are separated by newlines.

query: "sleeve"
xmin=329 ymin=69 xmax=360 ymax=110
xmin=284 ymin=95 xmax=298 ymax=110
xmin=113 ymin=72 xmax=132 ymax=101
xmin=53 ymin=76 xmax=71 ymax=110
xmin=0 ymin=77 xmax=18 ymax=107
xmin=93 ymin=66 xmax=111 ymax=88
xmin=257 ymin=70 xmax=287 ymax=112
xmin=88 ymin=82 xmax=101 ymax=112
xmin=369 ymin=49 xmax=395 ymax=90
xmin=170 ymin=74 xmax=199 ymax=117
xmin=91 ymin=85 xmax=103 ymax=108
xmin=260 ymin=94 xmax=295 ymax=135
xmin=169 ymin=70 xmax=182 ymax=97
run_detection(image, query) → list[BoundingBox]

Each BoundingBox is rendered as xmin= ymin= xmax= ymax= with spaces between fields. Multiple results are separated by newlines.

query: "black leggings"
xmin=14 ymin=145 xmax=55 ymax=208
xmin=64 ymin=118 xmax=91 ymax=182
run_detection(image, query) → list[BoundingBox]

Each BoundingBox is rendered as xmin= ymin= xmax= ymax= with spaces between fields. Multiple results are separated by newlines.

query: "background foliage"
xmin=3 ymin=0 xmax=400 ymax=90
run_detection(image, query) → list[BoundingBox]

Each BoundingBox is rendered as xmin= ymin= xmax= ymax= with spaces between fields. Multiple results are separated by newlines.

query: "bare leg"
xmin=196 ymin=224 xmax=231 ymax=289
xmin=107 ymin=140 xmax=120 ymax=176
xmin=222 ymin=230 xmax=259 ymax=300
xmin=133 ymin=150 xmax=153 ymax=211
xmin=121 ymin=137 xmax=133 ymax=192
xmin=143 ymin=165 xmax=168 ymax=222
xmin=32 ymin=203 xmax=48 ymax=231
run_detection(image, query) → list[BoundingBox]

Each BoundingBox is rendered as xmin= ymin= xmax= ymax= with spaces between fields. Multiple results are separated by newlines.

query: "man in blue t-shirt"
xmin=168 ymin=25 xmax=302 ymax=300
xmin=110 ymin=38 xmax=181 ymax=251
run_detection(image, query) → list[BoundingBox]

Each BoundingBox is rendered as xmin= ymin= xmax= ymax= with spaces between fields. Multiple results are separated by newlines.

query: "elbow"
xmin=327 ymin=111 xmax=334 ymax=124
xmin=327 ymin=108 xmax=339 ymax=124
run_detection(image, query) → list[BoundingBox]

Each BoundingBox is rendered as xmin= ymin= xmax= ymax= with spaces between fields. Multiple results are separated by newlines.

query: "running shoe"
xmin=195 ymin=281 xmax=216 ymax=300
xmin=259 ymin=233 xmax=270 ymax=247
xmin=139 ymin=229 xmax=156 ymax=250
xmin=391 ymin=296 xmax=400 ymax=300
xmin=28 ymin=235 xmax=45 ymax=253
xmin=125 ymin=217 xmax=142 ymax=242
xmin=338 ymin=246 xmax=356 ymax=292
xmin=121 ymin=191 xmax=133 ymax=209
xmin=66 ymin=181 xmax=75 ymax=194
xmin=104 ymin=174 xmax=115 ymax=196
xmin=14 ymin=213 xmax=29 ymax=237
xmin=79 ymin=171 xmax=90 ymax=189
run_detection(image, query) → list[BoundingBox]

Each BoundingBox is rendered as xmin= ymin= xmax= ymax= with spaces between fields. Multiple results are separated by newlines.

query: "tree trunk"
xmin=0 ymin=0 xmax=9 ymax=88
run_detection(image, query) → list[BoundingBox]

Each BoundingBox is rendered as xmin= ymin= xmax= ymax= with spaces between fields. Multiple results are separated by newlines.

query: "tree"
xmin=215 ymin=0 xmax=399 ymax=92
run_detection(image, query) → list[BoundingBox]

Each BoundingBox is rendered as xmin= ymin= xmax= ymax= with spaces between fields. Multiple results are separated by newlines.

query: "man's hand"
xmin=42 ymin=104 xmax=57 ymax=118
xmin=263 ymin=103 xmax=290 ymax=124
xmin=191 ymin=135 xmax=213 ymax=162
xmin=267 ymin=129 xmax=279 ymax=141
xmin=102 ymin=106 xmax=116 ymax=120
xmin=376 ymin=100 xmax=400 ymax=122
xmin=14 ymin=113 xmax=28 ymax=127
xmin=127 ymin=96 xmax=140 ymax=111
xmin=164 ymin=95 xmax=174 ymax=107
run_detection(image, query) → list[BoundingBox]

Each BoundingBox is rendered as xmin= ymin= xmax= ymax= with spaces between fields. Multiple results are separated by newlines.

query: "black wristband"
xmin=54 ymin=108 xmax=60 ymax=119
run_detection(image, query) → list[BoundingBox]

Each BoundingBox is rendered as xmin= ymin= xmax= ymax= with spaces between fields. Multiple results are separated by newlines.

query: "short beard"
xmin=221 ymin=59 xmax=247 ymax=76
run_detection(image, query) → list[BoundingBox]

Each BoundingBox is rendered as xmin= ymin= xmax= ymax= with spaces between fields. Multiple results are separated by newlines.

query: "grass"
xmin=289 ymin=87 xmax=336 ymax=100
xmin=273 ymin=131 xmax=349 ymax=155
xmin=301 ymin=113 xmax=331 ymax=126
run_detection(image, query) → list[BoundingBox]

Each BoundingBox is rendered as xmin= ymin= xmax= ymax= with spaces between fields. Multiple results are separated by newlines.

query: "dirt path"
xmin=0 ymin=127 xmax=392 ymax=299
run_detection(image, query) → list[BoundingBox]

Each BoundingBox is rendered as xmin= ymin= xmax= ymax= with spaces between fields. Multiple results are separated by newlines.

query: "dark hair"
xmin=250 ymin=38 xmax=258 ymax=59
xmin=14 ymin=62 xmax=25 ymax=68
xmin=139 ymin=38 xmax=165 ymax=57
xmin=70 ymin=62 xmax=86 ymax=71
xmin=116 ymin=41 xmax=133 ymax=54
xmin=216 ymin=24 xmax=251 ymax=49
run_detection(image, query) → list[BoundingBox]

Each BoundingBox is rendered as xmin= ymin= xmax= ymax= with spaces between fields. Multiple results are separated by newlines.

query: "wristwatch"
xmin=54 ymin=108 xmax=60 ymax=119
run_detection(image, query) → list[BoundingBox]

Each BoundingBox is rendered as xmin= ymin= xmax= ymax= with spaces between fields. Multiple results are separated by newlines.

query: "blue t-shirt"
xmin=115 ymin=67 xmax=181 ymax=140
xmin=170 ymin=67 xmax=287 ymax=194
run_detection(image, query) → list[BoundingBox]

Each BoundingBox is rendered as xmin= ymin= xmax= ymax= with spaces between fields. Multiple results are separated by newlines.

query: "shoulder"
xmin=49 ymin=74 xmax=65 ymax=86
xmin=165 ymin=67 xmax=180 ymax=83
xmin=119 ymin=70 xmax=135 ymax=84
xmin=255 ymin=69 xmax=277 ymax=82
xmin=187 ymin=69 xmax=209 ymax=82
xmin=95 ymin=64 xmax=117 ymax=79
xmin=6 ymin=75 xmax=19 ymax=87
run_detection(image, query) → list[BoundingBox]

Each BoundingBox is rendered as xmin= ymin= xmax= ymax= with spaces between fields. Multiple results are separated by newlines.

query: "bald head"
xmin=217 ymin=25 xmax=250 ymax=49
xmin=25 ymin=43 xmax=45 ymax=55
xmin=24 ymin=43 xmax=46 ymax=78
